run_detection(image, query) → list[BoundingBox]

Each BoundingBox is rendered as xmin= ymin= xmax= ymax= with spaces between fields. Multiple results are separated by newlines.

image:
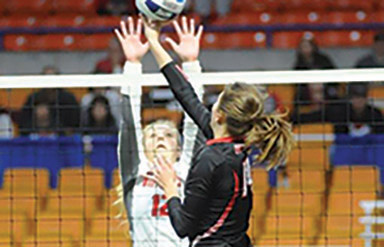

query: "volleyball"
xmin=136 ymin=0 xmax=186 ymax=21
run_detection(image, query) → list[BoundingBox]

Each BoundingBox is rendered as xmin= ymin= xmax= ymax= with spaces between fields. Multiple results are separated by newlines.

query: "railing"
xmin=1 ymin=22 xmax=384 ymax=49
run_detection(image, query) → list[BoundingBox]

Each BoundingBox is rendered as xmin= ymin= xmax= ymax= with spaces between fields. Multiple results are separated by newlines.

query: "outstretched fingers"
xmin=128 ymin=16 xmax=135 ymax=35
xmin=120 ymin=20 xmax=128 ymax=37
xmin=196 ymin=25 xmax=203 ymax=39
xmin=150 ymin=169 xmax=163 ymax=187
xmin=165 ymin=37 xmax=178 ymax=50
xmin=190 ymin=18 xmax=195 ymax=35
xmin=182 ymin=16 xmax=189 ymax=34
xmin=117 ymin=17 xmax=144 ymax=39
xmin=114 ymin=28 xmax=124 ymax=43
xmin=173 ymin=20 xmax=182 ymax=36
xmin=136 ymin=18 xmax=143 ymax=36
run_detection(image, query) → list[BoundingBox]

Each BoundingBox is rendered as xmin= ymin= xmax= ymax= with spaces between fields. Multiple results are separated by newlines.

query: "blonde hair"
xmin=218 ymin=82 xmax=294 ymax=170
xmin=114 ymin=118 xmax=181 ymax=237
xmin=113 ymin=183 xmax=130 ymax=238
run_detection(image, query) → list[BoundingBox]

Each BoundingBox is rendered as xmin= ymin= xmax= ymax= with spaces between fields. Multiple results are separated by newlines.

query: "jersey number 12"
xmin=151 ymin=194 xmax=169 ymax=217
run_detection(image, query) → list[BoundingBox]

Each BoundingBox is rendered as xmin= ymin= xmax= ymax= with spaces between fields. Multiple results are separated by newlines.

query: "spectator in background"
xmin=19 ymin=66 xmax=80 ymax=135
xmin=0 ymin=108 xmax=13 ymax=138
xmin=293 ymin=37 xmax=339 ymax=120
xmin=294 ymin=37 xmax=335 ymax=70
xmin=39 ymin=66 xmax=54 ymax=75
xmin=81 ymin=88 xmax=121 ymax=127
xmin=355 ymin=32 xmax=384 ymax=68
xmin=30 ymin=98 xmax=55 ymax=136
xmin=18 ymin=93 xmax=56 ymax=136
xmin=92 ymin=37 xmax=123 ymax=124
xmin=82 ymin=95 xmax=117 ymax=135
xmin=292 ymin=82 xmax=342 ymax=126
xmin=290 ymin=84 xmax=342 ymax=125
xmin=334 ymin=83 xmax=384 ymax=135
xmin=292 ymin=83 xmax=384 ymax=136
xmin=194 ymin=0 xmax=233 ymax=24
xmin=94 ymin=38 xmax=124 ymax=74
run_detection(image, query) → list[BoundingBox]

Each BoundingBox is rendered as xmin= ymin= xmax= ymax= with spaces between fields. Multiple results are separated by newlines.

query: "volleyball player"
xmin=115 ymin=17 xmax=204 ymax=247
xmin=142 ymin=17 xmax=295 ymax=246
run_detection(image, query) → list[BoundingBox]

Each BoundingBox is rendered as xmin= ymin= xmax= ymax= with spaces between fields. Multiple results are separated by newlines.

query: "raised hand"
xmin=140 ymin=15 xmax=173 ymax=69
xmin=165 ymin=16 xmax=203 ymax=62
xmin=140 ymin=14 xmax=163 ymax=45
xmin=114 ymin=17 xmax=149 ymax=63
xmin=153 ymin=155 xmax=179 ymax=200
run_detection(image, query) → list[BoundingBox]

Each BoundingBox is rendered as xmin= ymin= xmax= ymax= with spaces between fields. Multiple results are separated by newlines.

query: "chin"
xmin=155 ymin=147 xmax=168 ymax=153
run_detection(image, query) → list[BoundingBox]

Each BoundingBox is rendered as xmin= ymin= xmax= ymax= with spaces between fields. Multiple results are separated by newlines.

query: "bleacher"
xmin=0 ymin=134 xmax=129 ymax=246
xmin=0 ymin=167 xmax=130 ymax=247
xmin=0 ymin=0 xmax=384 ymax=50
xmin=0 ymin=123 xmax=383 ymax=246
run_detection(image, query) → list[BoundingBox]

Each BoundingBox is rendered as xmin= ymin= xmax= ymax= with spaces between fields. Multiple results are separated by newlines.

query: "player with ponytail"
xmin=142 ymin=16 xmax=294 ymax=247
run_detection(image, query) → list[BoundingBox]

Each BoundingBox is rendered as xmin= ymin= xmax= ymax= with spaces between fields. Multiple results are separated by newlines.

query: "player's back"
xmin=189 ymin=142 xmax=253 ymax=247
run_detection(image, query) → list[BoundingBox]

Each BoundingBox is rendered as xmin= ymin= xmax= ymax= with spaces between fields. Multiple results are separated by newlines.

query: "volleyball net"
xmin=1 ymin=68 xmax=384 ymax=247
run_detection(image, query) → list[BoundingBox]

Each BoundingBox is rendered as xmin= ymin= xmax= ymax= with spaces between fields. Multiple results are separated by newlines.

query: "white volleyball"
xmin=136 ymin=0 xmax=186 ymax=21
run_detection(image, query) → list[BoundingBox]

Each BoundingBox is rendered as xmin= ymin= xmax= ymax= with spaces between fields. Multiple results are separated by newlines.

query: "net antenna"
xmin=1 ymin=68 xmax=384 ymax=88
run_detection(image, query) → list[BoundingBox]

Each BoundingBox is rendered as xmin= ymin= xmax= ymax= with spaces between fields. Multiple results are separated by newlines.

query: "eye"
xmin=149 ymin=133 xmax=156 ymax=138
xmin=166 ymin=132 xmax=173 ymax=138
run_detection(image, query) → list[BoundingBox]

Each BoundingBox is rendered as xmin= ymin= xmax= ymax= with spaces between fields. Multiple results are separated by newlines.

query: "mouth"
xmin=155 ymin=143 xmax=167 ymax=150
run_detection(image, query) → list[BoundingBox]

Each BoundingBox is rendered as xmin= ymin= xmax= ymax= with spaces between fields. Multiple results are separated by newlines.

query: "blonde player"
xmin=115 ymin=17 xmax=204 ymax=247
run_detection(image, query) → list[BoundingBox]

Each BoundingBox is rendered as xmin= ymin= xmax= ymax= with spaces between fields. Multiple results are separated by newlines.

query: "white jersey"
xmin=119 ymin=61 xmax=204 ymax=247
xmin=131 ymin=161 xmax=189 ymax=247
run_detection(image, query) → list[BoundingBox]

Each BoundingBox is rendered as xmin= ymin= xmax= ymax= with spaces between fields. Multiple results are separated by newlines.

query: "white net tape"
xmin=1 ymin=68 xmax=384 ymax=88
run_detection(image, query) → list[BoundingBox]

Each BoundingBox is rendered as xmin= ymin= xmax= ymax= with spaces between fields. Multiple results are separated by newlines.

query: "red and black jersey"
xmin=161 ymin=62 xmax=253 ymax=247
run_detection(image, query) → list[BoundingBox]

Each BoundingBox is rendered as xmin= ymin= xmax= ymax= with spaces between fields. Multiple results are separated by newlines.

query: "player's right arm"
xmin=143 ymin=16 xmax=214 ymax=139
xmin=115 ymin=17 xmax=149 ymax=197
xmin=161 ymin=62 xmax=212 ymax=139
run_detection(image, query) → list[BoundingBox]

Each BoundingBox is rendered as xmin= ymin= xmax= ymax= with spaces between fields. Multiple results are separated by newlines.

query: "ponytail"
xmin=218 ymin=82 xmax=294 ymax=170
xmin=245 ymin=112 xmax=294 ymax=170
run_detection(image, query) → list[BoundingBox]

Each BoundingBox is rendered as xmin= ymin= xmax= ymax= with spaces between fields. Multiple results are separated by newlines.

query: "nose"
xmin=156 ymin=134 xmax=165 ymax=141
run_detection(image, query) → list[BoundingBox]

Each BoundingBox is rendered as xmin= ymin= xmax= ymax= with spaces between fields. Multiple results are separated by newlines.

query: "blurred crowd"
xmin=291 ymin=32 xmax=384 ymax=136
xmin=96 ymin=0 xmax=233 ymax=24
xmin=1 ymin=31 xmax=384 ymax=139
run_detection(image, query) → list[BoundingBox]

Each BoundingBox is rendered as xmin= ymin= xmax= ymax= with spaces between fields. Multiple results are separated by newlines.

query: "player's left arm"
xmin=164 ymin=152 xmax=218 ymax=238
xmin=177 ymin=62 xmax=204 ymax=181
